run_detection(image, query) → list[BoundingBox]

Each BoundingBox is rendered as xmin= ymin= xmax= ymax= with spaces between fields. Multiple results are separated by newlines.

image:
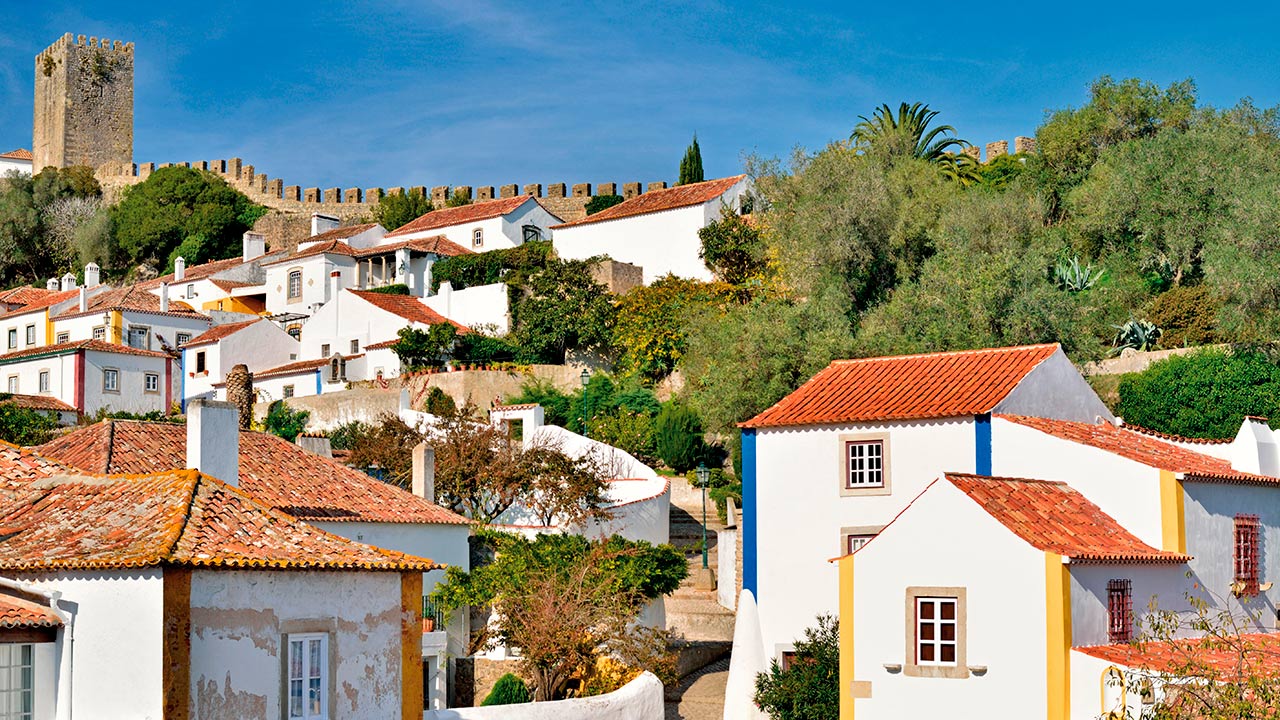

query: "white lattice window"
xmin=287 ymin=633 xmax=328 ymax=719
xmin=0 ymin=643 xmax=32 ymax=720
xmin=845 ymin=440 xmax=884 ymax=488
xmin=915 ymin=597 xmax=958 ymax=666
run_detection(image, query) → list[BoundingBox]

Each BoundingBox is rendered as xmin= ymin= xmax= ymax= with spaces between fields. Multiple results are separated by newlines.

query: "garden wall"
xmin=424 ymin=671 xmax=664 ymax=720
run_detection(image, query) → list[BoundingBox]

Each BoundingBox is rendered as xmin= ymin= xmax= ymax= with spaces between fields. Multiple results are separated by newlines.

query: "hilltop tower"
xmin=33 ymin=33 xmax=134 ymax=172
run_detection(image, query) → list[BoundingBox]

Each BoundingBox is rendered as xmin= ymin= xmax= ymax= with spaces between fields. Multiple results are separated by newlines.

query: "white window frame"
xmin=176 ymin=333 xmax=191 ymax=346
xmin=55 ymin=332 xmax=69 ymax=344
xmin=23 ymin=325 xmax=34 ymax=347
xmin=904 ymin=586 xmax=967 ymax=679
xmin=839 ymin=432 xmax=891 ymax=497
xmin=102 ymin=368 xmax=119 ymax=394
xmin=91 ymin=326 xmax=105 ymax=341
xmin=283 ymin=384 xmax=295 ymax=398
xmin=5 ymin=376 xmax=15 ymax=394
xmin=6 ymin=329 xmax=15 ymax=350
xmin=186 ymin=283 xmax=195 ymax=299
xmin=287 ymin=269 xmax=303 ymax=301
xmin=472 ymin=227 xmax=483 ymax=247
xmin=37 ymin=371 xmax=49 ymax=394
xmin=144 ymin=373 xmax=160 ymax=394
xmin=349 ymin=339 xmax=359 ymax=355
xmin=0 ymin=642 xmax=34 ymax=720
xmin=126 ymin=325 xmax=150 ymax=351
xmin=286 ymin=632 xmax=329 ymax=720
xmin=915 ymin=597 xmax=959 ymax=667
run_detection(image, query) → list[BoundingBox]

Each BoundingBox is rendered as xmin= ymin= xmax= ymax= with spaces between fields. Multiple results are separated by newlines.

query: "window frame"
xmin=472 ymin=227 xmax=484 ymax=248
xmin=37 ymin=371 xmax=49 ymax=394
xmin=195 ymin=351 xmax=207 ymax=375
xmin=102 ymin=368 xmax=120 ymax=394
xmin=1107 ymin=579 xmax=1133 ymax=643
xmin=185 ymin=283 xmax=195 ymax=299
xmin=144 ymin=372 xmax=160 ymax=394
xmin=839 ymin=432 xmax=891 ymax=497
xmin=0 ymin=642 xmax=34 ymax=720
xmin=23 ymin=325 xmax=34 ymax=347
xmin=91 ymin=326 xmax=105 ymax=341
xmin=840 ymin=525 xmax=883 ymax=556
xmin=904 ymin=586 xmax=967 ymax=679
xmin=522 ymin=224 xmax=542 ymax=243
xmin=175 ymin=333 xmax=191 ymax=346
xmin=5 ymin=376 xmax=15 ymax=394
xmin=283 ymin=384 xmax=295 ymax=398
xmin=287 ymin=268 xmax=304 ymax=301
xmin=55 ymin=332 xmax=69 ymax=345
xmin=320 ymin=344 xmax=330 ymax=358
xmin=1234 ymin=514 xmax=1261 ymax=596
xmin=6 ymin=329 xmax=15 ymax=350
xmin=126 ymin=325 xmax=150 ymax=351
xmin=349 ymin=339 xmax=359 ymax=355
xmin=285 ymin=632 xmax=330 ymax=720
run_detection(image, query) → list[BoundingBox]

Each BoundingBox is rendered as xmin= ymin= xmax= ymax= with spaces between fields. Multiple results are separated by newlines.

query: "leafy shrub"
xmin=1115 ymin=348 xmax=1280 ymax=438
xmin=589 ymin=411 xmax=657 ymax=466
xmin=327 ymin=420 xmax=369 ymax=451
xmin=423 ymin=387 xmax=456 ymax=416
xmin=1111 ymin=318 xmax=1161 ymax=354
xmin=373 ymin=188 xmax=431 ymax=231
xmin=0 ymin=402 xmax=57 ymax=446
xmin=264 ymin=401 xmax=310 ymax=441
xmin=455 ymin=332 xmax=519 ymax=364
xmin=392 ymin=325 xmax=458 ymax=369
xmin=506 ymin=379 xmax=573 ymax=428
xmin=445 ymin=189 xmax=472 ymax=208
xmin=698 ymin=211 xmax=767 ymax=286
xmin=1147 ymin=285 xmax=1218 ymax=347
xmin=431 ymin=241 xmax=552 ymax=292
xmin=654 ymin=403 xmax=704 ymax=472
xmin=481 ymin=673 xmax=530 ymax=706
xmin=612 ymin=276 xmax=731 ymax=382
xmin=709 ymin=481 xmax=743 ymax=523
xmin=754 ymin=615 xmax=839 ymax=720
xmin=363 ymin=283 xmax=410 ymax=295
xmin=585 ymin=194 xmax=624 ymax=215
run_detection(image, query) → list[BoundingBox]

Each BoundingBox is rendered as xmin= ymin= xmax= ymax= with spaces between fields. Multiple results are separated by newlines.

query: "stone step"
xmin=666 ymin=602 xmax=736 ymax=642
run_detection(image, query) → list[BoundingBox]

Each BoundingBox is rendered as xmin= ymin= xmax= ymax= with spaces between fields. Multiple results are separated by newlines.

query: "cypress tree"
xmin=678 ymin=134 xmax=704 ymax=185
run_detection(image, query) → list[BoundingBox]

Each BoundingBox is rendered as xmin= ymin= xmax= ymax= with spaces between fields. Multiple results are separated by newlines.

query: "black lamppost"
xmin=696 ymin=462 xmax=709 ymax=569
xmin=579 ymin=368 xmax=590 ymax=437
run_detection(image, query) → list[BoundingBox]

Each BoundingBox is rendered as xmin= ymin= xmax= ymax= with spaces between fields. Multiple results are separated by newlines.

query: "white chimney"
xmin=60 ymin=272 xmax=76 ymax=291
xmin=84 ymin=262 xmax=100 ymax=288
xmin=160 ymin=282 xmax=170 ymax=313
xmin=412 ymin=442 xmax=435 ymax=503
xmin=242 ymin=232 xmax=265 ymax=262
xmin=174 ymin=257 xmax=186 ymax=282
xmin=311 ymin=213 xmax=340 ymax=236
xmin=186 ymin=399 xmax=240 ymax=487
xmin=1231 ymin=416 xmax=1279 ymax=476
xmin=45 ymin=278 xmax=58 ymax=291
xmin=329 ymin=270 xmax=342 ymax=301
xmin=77 ymin=287 xmax=86 ymax=313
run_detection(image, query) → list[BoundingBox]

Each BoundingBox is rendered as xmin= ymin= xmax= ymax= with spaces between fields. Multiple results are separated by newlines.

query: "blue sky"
xmin=0 ymin=2 xmax=1277 ymax=190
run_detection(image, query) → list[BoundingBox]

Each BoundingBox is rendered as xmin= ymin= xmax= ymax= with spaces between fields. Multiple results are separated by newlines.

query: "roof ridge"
xmin=832 ymin=343 xmax=1059 ymax=366
xmin=943 ymin=471 xmax=1068 ymax=486
xmin=161 ymin=469 xmax=202 ymax=561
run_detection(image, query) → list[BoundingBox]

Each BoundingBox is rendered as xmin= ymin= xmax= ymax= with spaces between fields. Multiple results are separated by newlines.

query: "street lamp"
xmin=579 ymin=368 xmax=590 ymax=437
xmin=696 ymin=462 xmax=710 ymax=570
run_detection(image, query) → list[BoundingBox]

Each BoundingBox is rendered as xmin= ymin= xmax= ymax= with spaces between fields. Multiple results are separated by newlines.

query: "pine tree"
xmin=678 ymin=134 xmax=704 ymax=185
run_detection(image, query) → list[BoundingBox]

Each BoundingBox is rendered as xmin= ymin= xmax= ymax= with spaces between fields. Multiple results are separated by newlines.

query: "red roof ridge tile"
xmin=1120 ymin=422 xmax=1233 ymax=445
xmin=385 ymin=195 xmax=558 ymax=238
xmin=552 ymin=175 xmax=747 ymax=229
xmin=0 ymin=149 xmax=33 ymax=161
xmin=181 ymin=319 xmax=263 ymax=348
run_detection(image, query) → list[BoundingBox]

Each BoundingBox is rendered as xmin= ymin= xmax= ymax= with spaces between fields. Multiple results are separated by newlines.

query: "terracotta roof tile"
xmin=260 ymin=239 xmax=358 ymax=267
xmin=181 ymin=319 xmax=262 ymax=348
xmin=0 ymin=288 xmax=81 ymax=318
xmin=0 ymin=286 xmax=60 ymax=307
xmin=0 ymin=394 xmax=75 ymax=412
xmin=0 ymin=469 xmax=441 ymax=571
xmin=553 ymin=176 xmax=745 ymax=228
xmin=945 ymin=473 xmax=1188 ymax=564
xmin=349 ymin=290 xmax=467 ymax=330
xmin=0 ymin=339 xmax=171 ymax=364
xmin=52 ymin=285 xmax=204 ymax=321
xmin=0 ymin=149 xmax=32 ymax=161
xmin=364 ymin=339 xmax=398 ymax=350
xmin=353 ymin=235 xmax=473 ymax=258
xmin=1076 ymin=632 xmax=1280 ymax=675
xmin=0 ymin=595 xmax=61 ymax=628
xmin=36 ymin=420 xmax=470 ymax=525
xmin=0 ymin=443 xmax=79 ymax=485
xmin=998 ymin=415 xmax=1277 ymax=485
xmin=143 ymin=256 xmax=255 ymax=288
xmin=742 ymin=344 xmax=1060 ymax=428
xmin=305 ymin=223 xmax=379 ymax=243
xmin=1121 ymin=422 xmax=1233 ymax=446
xmin=208 ymin=278 xmax=257 ymax=292
xmin=240 ymin=355 xmax=365 ymax=381
xmin=386 ymin=196 xmax=555 ymax=238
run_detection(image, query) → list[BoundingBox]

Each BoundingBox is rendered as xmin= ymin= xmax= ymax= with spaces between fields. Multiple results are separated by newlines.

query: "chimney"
xmin=224 ymin=364 xmax=254 ymax=430
xmin=1232 ymin=417 xmax=1280 ymax=476
xmin=186 ymin=399 xmax=240 ymax=487
xmin=242 ymin=232 xmax=265 ymax=262
xmin=412 ymin=442 xmax=435 ymax=503
xmin=329 ymin=270 xmax=342 ymax=301
xmin=159 ymin=282 xmax=170 ymax=313
xmin=45 ymin=278 xmax=58 ymax=291
xmin=60 ymin=272 xmax=76 ymax=291
xmin=296 ymin=434 xmax=333 ymax=458
xmin=77 ymin=287 xmax=87 ymax=313
xmin=311 ymin=213 xmax=340 ymax=236
xmin=174 ymin=257 xmax=186 ymax=282
xmin=84 ymin=262 xmax=100 ymax=288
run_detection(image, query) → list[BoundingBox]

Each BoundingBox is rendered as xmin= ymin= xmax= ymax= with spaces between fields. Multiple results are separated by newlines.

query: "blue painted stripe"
xmin=741 ymin=429 xmax=758 ymax=597
xmin=179 ymin=350 xmax=186 ymax=412
xmin=975 ymin=413 xmax=992 ymax=475
xmin=315 ymin=370 xmax=322 ymax=396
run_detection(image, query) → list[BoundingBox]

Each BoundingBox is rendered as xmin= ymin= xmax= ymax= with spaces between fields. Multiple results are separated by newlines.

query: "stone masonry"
xmin=34 ymin=34 xmax=133 ymax=172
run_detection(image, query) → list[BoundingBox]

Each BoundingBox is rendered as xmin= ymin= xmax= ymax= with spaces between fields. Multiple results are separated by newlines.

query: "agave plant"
xmin=851 ymin=102 xmax=978 ymax=183
xmin=1053 ymin=257 xmax=1105 ymax=293
xmin=1111 ymin=319 xmax=1161 ymax=356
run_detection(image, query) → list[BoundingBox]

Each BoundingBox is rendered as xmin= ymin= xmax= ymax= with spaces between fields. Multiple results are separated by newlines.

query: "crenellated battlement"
xmin=34 ymin=32 xmax=134 ymax=172
xmin=958 ymin=135 xmax=1038 ymax=163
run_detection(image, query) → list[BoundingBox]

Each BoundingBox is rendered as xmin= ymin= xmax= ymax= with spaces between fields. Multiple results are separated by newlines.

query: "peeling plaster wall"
xmin=188 ymin=569 xmax=405 ymax=720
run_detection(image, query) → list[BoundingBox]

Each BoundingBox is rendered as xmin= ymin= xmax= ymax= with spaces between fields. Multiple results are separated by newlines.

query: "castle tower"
xmin=33 ymin=33 xmax=134 ymax=172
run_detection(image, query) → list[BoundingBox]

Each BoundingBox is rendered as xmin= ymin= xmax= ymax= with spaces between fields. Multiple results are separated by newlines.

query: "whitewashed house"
xmin=0 ymin=340 xmax=175 ymax=416
xmin=299 ymin=288 xmax=467 ymax=371
xmin=0 ymin=149 xmax=33 ymax=176
xmin=179 ymin=318 xmax=299 ymax=404
xmin=384 ymin=195 xmax=563 ymax=252
xmin=50 ymin=284 xmax=210 ymax=353
xmin=143 ymin=233 xmax=287 ymax=315
xmin=551 ymin=175 xmax=751 ymax=283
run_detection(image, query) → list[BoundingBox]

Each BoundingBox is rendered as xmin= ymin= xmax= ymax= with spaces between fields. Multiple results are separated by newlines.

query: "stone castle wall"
xmin=34 ymin=33 xmax=133 ymax=172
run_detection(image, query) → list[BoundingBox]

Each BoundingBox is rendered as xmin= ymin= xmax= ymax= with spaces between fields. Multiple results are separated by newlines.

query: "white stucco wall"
xmin=0 ymin=309 xmax=50 ymax=352
xmin=994 ymin=349 xmax=1115 ymax=423
xmin=0 ymin=351 xmax=78 ymax=407
xmin=0 ymin=157 xmax=32 ymax=176
xmin=848 ymin=480 xmax=1049 ymax=720
xmin=422 ymin=282 xmax=509 ymax=334
xmin=83 ymin=349 xmax=172 ymax=415
xmin=183 ymin=321 xmax=299 ymax=402
xmin=754 ymin=417 xmax=977 ymax=654
xmin=188 ymin=569 xmax=406 ymax=720
xmin=391 ymin=198 xmax=559 ymax=253
xmin=264 ymin=255 xmax=358 ymax=316
xmin=299 ymin=291 xmax=421 ymax=361
xmin=1181 ymin=481 xmax=1280 ymax=622
xmin=424 ymin=670 xmax=663 ymax=720
xmin=1069 ymin=651 xmax=1156 ymax=720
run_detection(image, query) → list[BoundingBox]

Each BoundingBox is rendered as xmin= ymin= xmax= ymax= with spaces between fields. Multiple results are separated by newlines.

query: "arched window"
xmin=522 ymin=225 xmax=542 ymax=243
xmin=287 ymin=269 xmax=303 ymax=300
xmin=329 ymin=355 xmax=346 ymax=383
xmin=472 ymin=228 xmax=484 ymax=248
xmin=286 ymin=324 xmax=301 ymax=340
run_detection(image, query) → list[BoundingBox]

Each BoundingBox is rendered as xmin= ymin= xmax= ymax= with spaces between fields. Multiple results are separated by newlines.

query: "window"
xmin=845 ymin=534 xmax=875 ymax=555
xmin=522 ymin=224 xmax=542 ymax=243
xmin=329 ymin=356 xmax=346 ymax=383
xmin=186 ymin=284 xmax=195 ymax=299
xmin=176 ymin=333 xmax=191 ymax=346
xmin=194 ymin=351 xmax=207 ymax=374
xmin=1235 ymin=514 xmax=1261 ymax=596
xmin=144 ymin=373 xmax=160 ymax=394
xmin=6 ymin=329 xmax=14 ymax=349
xmin=350 ymin=339 xmax=359 ymax=354
xmin=779 ymin=651 xmax=797 ymax=671
xmin=1108 ymin=579 xmax=1133 ymax=643
xmin=905 ymin=587 xmax=967 ymax=679
xmin=472 ymin=228 xmax=484 ymax=247
xmin=5 ymin=377 xmax=14 ymax=394
xmin=287 ymin=324 xmax=301 ymax=340
xmin=320 ymin=344 xmax=330 ymax=358
xmin=288 ymin=270 xmax=303 ymax=300
xmin=23 ymin=325 xmax=34 ymax=346
xmin=126 ymin=326 xmax=149 ymax=350
xmin=91 ymin=326 xmax=105 ymax=341
xmin=0 ymin=643 xmax=34 ymax=720
xmin=37 ymin=371 xmax=48 ymax=394
xmin=283 ymin=385 xmax=295 ymax=398
xmin=846 ymin=440 xmax=884 ymax=488
xmin=286 ymin=633 xmax=328 ymax=720
xmin=55 ymin=332 xmax=69 ymax=344
xmin=102 ymin=368 xmax=119 ymax=393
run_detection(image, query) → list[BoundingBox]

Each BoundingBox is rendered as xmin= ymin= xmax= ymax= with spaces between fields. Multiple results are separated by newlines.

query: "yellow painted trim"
xmin=109 ymin=310 xmax=123 ymax=345
xmin=1159 ymin=469 xmax=1186 ymax=554
xmin=43 ymin=311 xmax=52 ymax=348
xmin=1045 ymin=552 xmax=1070 ymax=720
xmin=1100 ymin=665 xmax=1125 ymax=716
xmin=839 ymin=555 xmax=855 ymax=720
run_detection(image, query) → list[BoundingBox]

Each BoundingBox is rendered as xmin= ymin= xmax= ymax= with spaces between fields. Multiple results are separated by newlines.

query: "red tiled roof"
xmin=0 ymin=595 xmax=61 ymax=628
xmin=143 ymin=256 xmax=253 ymax=288
xmin=998 ymin=415 xmax=1277 ymax=485
xmin=741 ymin=344 xmax=1060 ymax=429
xmin=208 ymin=279 xmax=257 ymax=292
xmin=1076 ymin=632 xmax=1280 ymax=675
xmin=181 ymin=319 xmax=262 ymax=348
xmin=349 ymin=290 xmax=467 ymax=330
xmin=52 ymin=285 xmax=204 ymax=320
xmin=0 ymin=443 xmax=78 ymax=485
xmin=1122 ymin=422 xmax=1233 ymax=446
xmin=353 ymin=235 xmax=473 ymax=258
xmin=0 ymin=286 xmax=59 ymax=307
xmin=0 ymin=469 xmax=442 ymax=571
xmin=0 ymin=339 xmax=171 ymax=364
xmin=553 ymin=175 xmax=746 ymax=228
xmin=0 ymin=394 xmax=75 ymax=412
xmin=386 ymin=195 xmax=552 ymax=238
xmin=0 ymin=288 xmax=81 ymax=318
xmin=946 ymin=473 xmax=1189 ymax=564
xmin=240 ymin=355 xmax=370 ymax=381
xmin=36 ymin=420 xmax=469 ymax=525
xmin=305 ymin=223 xmax=379 ymax=244
xmin=365 ymin=339 xmax=398 ymax=350
xmin=260 ymin=239 xmax=359 ymax=266
xmin=0 ymin=149 xmax=32 ymax=161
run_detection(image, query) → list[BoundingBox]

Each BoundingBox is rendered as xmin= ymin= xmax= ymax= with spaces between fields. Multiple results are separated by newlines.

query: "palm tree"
xmin=850 ymin=102 xmax=978 ymax=182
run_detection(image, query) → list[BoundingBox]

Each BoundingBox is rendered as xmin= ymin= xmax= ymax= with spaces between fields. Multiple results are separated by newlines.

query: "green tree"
xmin=109 ymin=166 xmax=266 ymax=272
xmin=850 ymin=102 xmax=977 ymax=182
xmin=585 ymin=194 xmax=624 ymax=215
xmin=0 ymin=166 xmax=103 ymax=283
xmin=678 ymin=134 xmax=704 ymax=185
xmin=263 ymin=401 xmax=310 ymax=441
xmin=344 ymin=414 xmax=423 ymax=487
xmin=654 ymin=403 xmax=704 ymax=472
xmin=0 ymin=401 xmax=57 ymax=446
xmin=481 ymin=674 xmax=530 ymax=706
xmin=511 ymin=259 xmax=616 ymax=364
xmin=1115 ymin=348 xmax=1280 ymax=439
xmin=390 ymin=324 xmax=459 ymax=369
xmin=374 ymin=188 xmax=432 ymax=231
xmin=754 ymin=615 xmax=840 ymax=720
xmin=975 ymin=153 xmax=1028 ymax=190
xmin=698 ymin=209 xmax=767 ymax=286
xmin=445 ymin=189 xmax=472 ymax=208
xmin=612 ymin=276 xmax=731 ymax=382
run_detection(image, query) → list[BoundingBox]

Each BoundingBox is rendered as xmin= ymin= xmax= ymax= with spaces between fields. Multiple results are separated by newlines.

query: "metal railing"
xmin=421 ymin=597 xmax=446 ymax=632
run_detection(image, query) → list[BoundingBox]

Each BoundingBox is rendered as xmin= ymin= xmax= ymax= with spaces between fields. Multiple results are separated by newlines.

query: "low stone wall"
xmin=403 ymin=365 xmax=586 ymax=410
xmin=426 ymin=671 xmax=664 ymax=720
xmin=1081 ymin=345 xmax=1221 ymax=376
xmin=254 ymin=385 xmax=400 ymax=431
